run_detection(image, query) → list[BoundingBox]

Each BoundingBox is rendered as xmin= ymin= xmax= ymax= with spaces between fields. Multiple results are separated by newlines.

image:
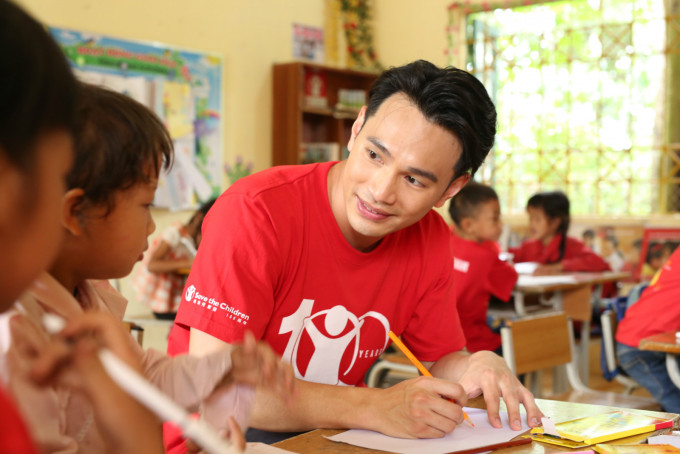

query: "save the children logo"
xmin=279 ymin=299 xmax=390 ymax=386
xmin=184 ymin=285 xmax=251 ymax=325
xmin=185 ymin=285 xmax=196 ymax=301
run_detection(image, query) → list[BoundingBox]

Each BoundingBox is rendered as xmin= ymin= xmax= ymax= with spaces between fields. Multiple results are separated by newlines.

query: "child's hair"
xmin=582 ymin=229 xmax=595 ymax=240
xmin=448 ymin=182 xmax=499 ymax=228
xmin=647 ymin=243 xmax=664 ymax=262
xmin=68 ymin=83 xmax=174 ymax=214
xmin=527 ymin=190 xmax=570 ymax=262
xmin=189 ymin=198 xmax=217 ymax=244
xmin=191 ymin=198 xmax=217 ymax=224
xmin=0 ymin=0 xmax=77 ymax=173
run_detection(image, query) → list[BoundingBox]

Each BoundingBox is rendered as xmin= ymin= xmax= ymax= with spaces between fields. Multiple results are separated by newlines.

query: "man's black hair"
xmin=365 ymin=60 xmax=496 ymax=181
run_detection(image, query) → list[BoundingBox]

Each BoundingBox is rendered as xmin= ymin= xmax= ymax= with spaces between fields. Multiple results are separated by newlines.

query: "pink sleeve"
xmin=141 ymin=348 xmax=232 ymax=410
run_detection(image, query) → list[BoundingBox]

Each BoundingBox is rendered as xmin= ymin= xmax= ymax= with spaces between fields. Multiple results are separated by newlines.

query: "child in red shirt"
xmin=448 ymin=183 xmax=518 ymax=353
xmin=510 ymin=191 xmax=610 ymax=275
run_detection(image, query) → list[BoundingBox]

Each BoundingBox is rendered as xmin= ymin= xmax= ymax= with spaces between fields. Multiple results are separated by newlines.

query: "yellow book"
xmin=530 ymin=411 xmax=673 ymax=447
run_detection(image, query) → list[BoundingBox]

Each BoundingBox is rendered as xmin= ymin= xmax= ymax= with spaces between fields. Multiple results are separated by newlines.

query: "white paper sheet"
xmin=517 ymin=274 xmax=578 ymax=287
xmin=648 ymin=434 xmax=680 ymax=449
xmin=326 ymin=407 xmax=528 ymax=454
xmin=514 ymin=261 xmax=539 ymax=274
xmin=245 ymin=442 xmax=294 ymax=453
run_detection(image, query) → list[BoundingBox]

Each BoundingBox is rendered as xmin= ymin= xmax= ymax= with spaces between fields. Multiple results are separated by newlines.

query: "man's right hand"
xmin=363 ymin=375 xmax=468 ymax=439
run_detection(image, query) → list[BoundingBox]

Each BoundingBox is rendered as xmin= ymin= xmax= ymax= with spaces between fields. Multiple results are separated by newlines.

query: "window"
xmin=457 ymin=0 xmax=675 ymax=215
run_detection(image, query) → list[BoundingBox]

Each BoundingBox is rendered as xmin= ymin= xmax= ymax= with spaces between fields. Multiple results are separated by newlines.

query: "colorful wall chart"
xmin=50 ymin=27 xmax=223 ymax=210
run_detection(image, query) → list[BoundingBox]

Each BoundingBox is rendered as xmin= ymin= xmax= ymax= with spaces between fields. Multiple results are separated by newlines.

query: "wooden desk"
xmin=512 ymin=271 xmax=630 ymax=318
xmin=639 ymin=330 xmax=680 ymax=388
xmin=273 ymin=397 xmax=679 ymax=453
xmin=510 ymin=271 xmax=630 ymax=385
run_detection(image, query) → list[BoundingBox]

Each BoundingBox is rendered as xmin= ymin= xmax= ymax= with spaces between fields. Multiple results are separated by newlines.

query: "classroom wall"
xmin=374 ymin=0 xmax=454 ymax=68
xmin=18 ymin=0 xmax=325 ymax=176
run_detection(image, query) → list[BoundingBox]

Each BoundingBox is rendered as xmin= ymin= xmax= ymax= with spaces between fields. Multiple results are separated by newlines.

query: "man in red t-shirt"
xmin=448 ymin=183 xmax=517 ymax=354
xmin=169 ymin=60 xmax=542 ymax=443
xmin=616 ymin=247 xmax=680 ymax=412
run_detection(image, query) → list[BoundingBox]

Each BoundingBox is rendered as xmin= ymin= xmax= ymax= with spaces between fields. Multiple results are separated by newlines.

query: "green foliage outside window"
xmin=465 ymin=0 xmax=668 ymax=215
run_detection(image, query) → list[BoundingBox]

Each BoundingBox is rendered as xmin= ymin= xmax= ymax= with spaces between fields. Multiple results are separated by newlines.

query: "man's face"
xmin=340 ymin=93 xmax=468 ymax=251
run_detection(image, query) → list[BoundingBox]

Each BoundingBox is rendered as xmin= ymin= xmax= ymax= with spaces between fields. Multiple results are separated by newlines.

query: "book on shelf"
xmin=303 ymin=67 xmax=327 ymax=109
xmin=335 ymin=88 xmax=366 ymax=113
xmin=529 ymin=411 xmax=673 ymax=448
xmin=299 ymin=143 xmax=340 ymax=164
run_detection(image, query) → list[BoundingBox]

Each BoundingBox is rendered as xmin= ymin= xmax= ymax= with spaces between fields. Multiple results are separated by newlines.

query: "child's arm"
xmin=535 ymin=238 xmax=611 ymax=274
xmin=229 ymin=331 xmax=296 ymax=397
xmin=147 ymin=240 xmax=194 ymax=274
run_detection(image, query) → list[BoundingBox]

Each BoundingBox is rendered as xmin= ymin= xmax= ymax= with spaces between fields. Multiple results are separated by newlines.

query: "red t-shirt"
xmin=616 ymin=247 xmax=680 ymax=347
xmin=451 ymin=231 xmax=518 ymax=352
xmin=169 ymin=162 xmax=465 ymax=386
xmin=510 ymin=234 xmax=610 ymax=272
xmin=0 ymin=385 xmax=38 ymax=454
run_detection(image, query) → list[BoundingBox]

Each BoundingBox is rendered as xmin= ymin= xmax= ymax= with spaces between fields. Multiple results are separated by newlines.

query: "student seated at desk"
xmin=616 ymin=247 xmax=680 ymax=413
xmin=3 ymin=82 xmax=295 ymax=454
xmin=0 ymin=2 xmax=167 ymax=452
xmin=133 ymin=198 xmax=216 ymax=320
xmin=448 ymin=182 xmax=517 ymax=354
xmin=509 ymin=191 xmax=610 ymax=276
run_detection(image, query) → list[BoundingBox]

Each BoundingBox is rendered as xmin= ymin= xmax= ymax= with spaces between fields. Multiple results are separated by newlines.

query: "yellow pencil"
xmin=387 ymin=331 xmax=474 ymax=428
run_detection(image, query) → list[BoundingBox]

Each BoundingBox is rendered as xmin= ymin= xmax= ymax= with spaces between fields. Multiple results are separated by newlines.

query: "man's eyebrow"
xmin=367 ymin=136 xmax=439 ymax=183
xmin=367 ymin=136 xmax=390 ymax=156
xmin=406 ymin=166 xmax=438 ymax=183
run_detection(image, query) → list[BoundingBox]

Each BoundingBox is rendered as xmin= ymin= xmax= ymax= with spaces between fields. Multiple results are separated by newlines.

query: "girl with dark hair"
xmin=510 ymin=191 xmax=610 ymax=275
xmin=134 ymin=198 xmax=217 ymax=319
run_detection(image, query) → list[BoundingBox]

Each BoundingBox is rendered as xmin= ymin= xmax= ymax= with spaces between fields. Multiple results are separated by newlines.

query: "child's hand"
xmin=230 ymin=331 xmax=296 ymax=403
xmin=185 ymin=416 xmax=245 ymax=454
xmin=11 ymin=311 xmax=143 ymax=387
xmin=10 ymin=313 xmax=164 ymax=453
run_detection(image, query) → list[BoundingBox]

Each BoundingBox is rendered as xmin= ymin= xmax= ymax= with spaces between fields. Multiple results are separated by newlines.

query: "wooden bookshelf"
xmin=272 ymin=61 xmax=378 ymax=166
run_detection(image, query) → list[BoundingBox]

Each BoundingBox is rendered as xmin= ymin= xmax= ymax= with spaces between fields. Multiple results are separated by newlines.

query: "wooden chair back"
xmin=501 ymin=312 xmax=572 ymax=375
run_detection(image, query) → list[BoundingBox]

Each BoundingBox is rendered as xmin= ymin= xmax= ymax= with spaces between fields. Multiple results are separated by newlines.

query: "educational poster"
xmin=49 ymin=27 xmax=223 ymax=210
xmin=637 ymin=228 xmax=680 ymax=282
xmin=572 ymin=225 xmax=645 ymax=280
xmin=292 ymin=23 xmax=324 ymax=63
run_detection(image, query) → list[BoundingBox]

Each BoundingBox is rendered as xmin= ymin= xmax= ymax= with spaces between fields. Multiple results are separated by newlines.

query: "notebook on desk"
xmin=530 ymin=410 xmax=673 ymax=448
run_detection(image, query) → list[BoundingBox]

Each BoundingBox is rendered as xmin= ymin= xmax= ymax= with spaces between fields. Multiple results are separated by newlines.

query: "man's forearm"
xmin=249 ymin=378 xmax=383 ymax=432
xmin=429 ymin=350 xmax=471 ymax=381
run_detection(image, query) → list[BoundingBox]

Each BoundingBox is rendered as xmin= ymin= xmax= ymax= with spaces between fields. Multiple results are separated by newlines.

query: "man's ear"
xmin=347 ymin=106 xmax=367 ymax=152
xmin=434 ymin=173 xmax=471 ymax=208
xmin=61 ymin=188 xmax=86 ymax=236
